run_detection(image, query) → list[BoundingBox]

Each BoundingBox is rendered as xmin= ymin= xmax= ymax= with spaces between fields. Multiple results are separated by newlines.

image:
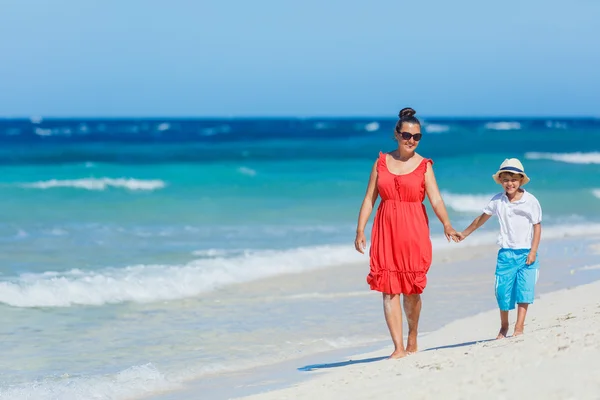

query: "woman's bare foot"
xmin=496 ymin=325 xmax=509 ymax=339
xmin=406 ymin=333 xmax=418 ymax=354
xmin=389 ymin=349 xmax=407 ymax=359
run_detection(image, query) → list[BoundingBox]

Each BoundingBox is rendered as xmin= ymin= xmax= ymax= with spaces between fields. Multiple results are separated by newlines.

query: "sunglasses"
xmin=397 ymin=131 xmax=422 ymax=141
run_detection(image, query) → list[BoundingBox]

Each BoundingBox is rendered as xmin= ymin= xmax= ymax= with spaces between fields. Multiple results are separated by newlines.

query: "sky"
xmin=1 ymin=0 xmax=599 ymax=117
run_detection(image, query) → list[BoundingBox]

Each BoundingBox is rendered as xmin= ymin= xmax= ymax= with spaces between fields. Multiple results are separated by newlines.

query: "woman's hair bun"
xmin=398 ymin=107 xmax=416 ymax=119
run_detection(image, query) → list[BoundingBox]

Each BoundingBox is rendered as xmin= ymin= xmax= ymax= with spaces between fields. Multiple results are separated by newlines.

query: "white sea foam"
xmin=0 ymin=245 xmax=365 ymax=307
xmin=424 ymin=124 xmax=450 ymax=133
xmin=0 ymin=331 xmax=391 ymax=400
xmin=525 ymin=152 xmax=600 ymax=164
xmin=4 ymin=222 xmax=600 ymax=309
xmin=592 ymin=189 xmax=600 ymax=199
xmin=20 ymin=178 xmax=166 ymax=191
xmin=545 ymin=120 xmax=568 ymax=129
xmin=0 ymin=363 xmax=179 ymax=400
xmin=442 ymin=191 xmax=494 ymax=213
xmin=157 ymin=122 xmax=170 ymax=131
xmin=191 ymin=248 xmax=240 ymax=258
xmin=484 ymin=122 xmax=521 ymax=130
xmin=364 ymin=122 xmax=380 ymax=132
xmin=238 ymin=166 xmax=257 ymax=176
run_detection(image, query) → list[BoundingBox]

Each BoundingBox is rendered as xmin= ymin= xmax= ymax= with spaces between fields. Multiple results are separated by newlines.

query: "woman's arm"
xmin=355 ymin=161 xmax=379 ymax=253
xmin=424 ymin=161 xmax=457 ymax=241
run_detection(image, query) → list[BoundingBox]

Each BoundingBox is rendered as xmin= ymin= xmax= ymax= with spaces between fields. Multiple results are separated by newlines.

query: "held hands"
xmin=444 ymin=225 xmax=464 ymax=243
xmin=354 ymin=231 xmax=367 ymax=254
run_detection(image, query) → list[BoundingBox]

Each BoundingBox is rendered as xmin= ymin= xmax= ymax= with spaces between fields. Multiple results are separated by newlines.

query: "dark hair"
xmin=395 ymin=107 xmax=420 ymax=132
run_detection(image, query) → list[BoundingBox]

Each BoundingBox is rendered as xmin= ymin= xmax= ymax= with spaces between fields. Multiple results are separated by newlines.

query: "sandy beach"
xmin=239 ymin=273 xmax=600 ymax=400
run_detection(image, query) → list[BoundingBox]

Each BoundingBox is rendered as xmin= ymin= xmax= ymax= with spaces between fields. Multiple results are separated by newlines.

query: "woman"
xmin=354 ymin=107 xmax=459 ymax=358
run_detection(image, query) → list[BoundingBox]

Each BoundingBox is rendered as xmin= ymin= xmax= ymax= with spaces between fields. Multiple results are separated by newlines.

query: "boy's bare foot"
xmin=406 ymin=333 xmax=418 ymax=354
xmin=389 ymin=349 xmax=407 ymax=359
xmin=496 ymin=325 xmax=509 ymax=339
xmin=513 ymin=325 xmax=524 ymax=337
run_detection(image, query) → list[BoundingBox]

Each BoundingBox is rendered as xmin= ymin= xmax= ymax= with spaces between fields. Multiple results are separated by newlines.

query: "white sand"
xmin=239 ymin=280 xmax=600 ymax=400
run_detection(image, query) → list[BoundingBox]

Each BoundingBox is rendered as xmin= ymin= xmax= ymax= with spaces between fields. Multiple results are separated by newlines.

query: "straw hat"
xmin=492 ymin=158 xmax=530 ymax=185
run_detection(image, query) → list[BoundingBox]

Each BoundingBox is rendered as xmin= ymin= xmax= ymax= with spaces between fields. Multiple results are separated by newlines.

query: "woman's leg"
xmin=403 ymin=294 xmax=422 ymax=353
xmin=382 ymin=293 xmax=406 ymax=358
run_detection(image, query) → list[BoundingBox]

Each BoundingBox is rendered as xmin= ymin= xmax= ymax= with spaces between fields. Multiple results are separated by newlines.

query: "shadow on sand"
xmin=297 ymin=338 xmax=494 ymax=372
xmin=298 ymin=356 xmax=389 ymax=371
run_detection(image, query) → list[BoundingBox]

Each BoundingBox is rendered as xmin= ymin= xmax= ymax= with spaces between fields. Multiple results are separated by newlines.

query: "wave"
xmin=525 ymin=152 xmax=600 ymax=164
xmin=237 ymin=166 xmax=257 ymax=176
xmin=0 ymin=245 xmax=365 ymax=307
xmin=19 ymin=178 xmax=166 ymax=191
xmin=0 ymin=331 xmax=389 ymax=400
xmin=442 ymin=191 xmax=494 ymax=213
xmin=484 ymin=122 xmax=521 ymax=131
xmin=545 ymin=120 xmax=568 ymax=129
xmin=593 ymin=189 xmax=600 ymax=199
xmin=0 ymin=364 xmax=179 ymax=400
xmin=4 ymin=221 xmax=600 ymax=308
xmin=424 ymin=124 xmax=450 ymax=133
xmin=363 ymin=122 xmax=380 ymax=132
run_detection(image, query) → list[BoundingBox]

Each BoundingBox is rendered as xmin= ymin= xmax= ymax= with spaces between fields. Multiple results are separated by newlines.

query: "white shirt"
xmin=483 ymin=190 xmax=542 ymax=249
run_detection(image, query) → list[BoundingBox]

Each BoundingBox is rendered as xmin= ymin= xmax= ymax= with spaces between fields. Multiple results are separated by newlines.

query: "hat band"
xmin=499 ymin=166 xmax=524 ymax=173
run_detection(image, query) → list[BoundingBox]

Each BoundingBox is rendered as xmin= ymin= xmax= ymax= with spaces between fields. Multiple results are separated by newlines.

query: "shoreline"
xmin=147 ymin=235 xmax=600 ymax=400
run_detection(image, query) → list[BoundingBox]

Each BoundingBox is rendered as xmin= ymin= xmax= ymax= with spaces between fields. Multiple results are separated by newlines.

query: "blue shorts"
xmin=494 ymin=248 xmax=539 ymax=311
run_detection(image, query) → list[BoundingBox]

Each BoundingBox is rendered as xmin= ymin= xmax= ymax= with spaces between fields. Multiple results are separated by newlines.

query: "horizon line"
xmin=0 ymin=115 xmax=598 ymax=120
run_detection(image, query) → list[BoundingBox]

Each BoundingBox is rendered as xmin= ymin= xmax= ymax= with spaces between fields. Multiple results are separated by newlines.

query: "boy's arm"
xmin=526 ymin=223 xmax=542 ymax=265
xmin=459 ymin=212 xmax=492 ymax=240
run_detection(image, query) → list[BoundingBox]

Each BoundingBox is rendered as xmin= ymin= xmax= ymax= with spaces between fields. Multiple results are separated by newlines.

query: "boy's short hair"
xmin=498 ymin=171 xmax=524 ymax=180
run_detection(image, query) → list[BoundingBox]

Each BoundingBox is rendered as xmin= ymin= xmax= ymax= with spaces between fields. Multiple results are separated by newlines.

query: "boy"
xmin=457 ymin=158 xmax=542 ymax=339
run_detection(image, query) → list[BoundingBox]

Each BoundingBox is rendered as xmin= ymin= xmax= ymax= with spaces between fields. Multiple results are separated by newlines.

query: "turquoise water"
xmin=0 ymin=118 xmax=599 ymax=398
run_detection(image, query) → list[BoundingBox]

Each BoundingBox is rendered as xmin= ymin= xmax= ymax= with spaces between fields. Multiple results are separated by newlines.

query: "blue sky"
xmin=1 ymin=0 xmax=599 ymax=117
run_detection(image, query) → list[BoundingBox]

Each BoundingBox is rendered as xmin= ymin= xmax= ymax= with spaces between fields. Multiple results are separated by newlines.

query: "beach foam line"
xmin=2 ymin=223 xmax=600 ymax=308
xmin=0 ymin=363 xmax=179 ymax=400
xmin=0 ymin=332 xmax=394 ymax=400
xmin=19 ymin=177 xmax=166 ymax=191
xmin=525 ymin=151 xmax=600 ymax=164
xmin=0 ymin=245 xmax=365 ymax=307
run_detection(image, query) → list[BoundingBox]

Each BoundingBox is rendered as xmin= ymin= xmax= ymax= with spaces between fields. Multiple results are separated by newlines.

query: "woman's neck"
xmin=393 ymin=149 xmax=415 ymax=162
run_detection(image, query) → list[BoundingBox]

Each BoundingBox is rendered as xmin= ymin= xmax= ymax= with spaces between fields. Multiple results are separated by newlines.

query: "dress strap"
xmin=419 ymin=158 xmax=434 ymax=170
xmin=377 ymin=151 xmax=387 ymax=172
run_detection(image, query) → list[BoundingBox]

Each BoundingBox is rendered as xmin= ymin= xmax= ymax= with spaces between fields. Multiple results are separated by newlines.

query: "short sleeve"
xmin=528 ymin=197 xmax=542 ymax=224
xmin=483 ymin=197 xmax=497 ymax=215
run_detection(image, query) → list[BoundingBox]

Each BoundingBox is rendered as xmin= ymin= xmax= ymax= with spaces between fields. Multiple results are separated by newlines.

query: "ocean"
xmin=1 ymin=117 xmax=599 ymax=399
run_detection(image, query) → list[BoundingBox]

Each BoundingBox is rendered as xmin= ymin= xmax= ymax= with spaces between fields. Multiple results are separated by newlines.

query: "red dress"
xmin=367 ymin=152 xmax=433 ymax=295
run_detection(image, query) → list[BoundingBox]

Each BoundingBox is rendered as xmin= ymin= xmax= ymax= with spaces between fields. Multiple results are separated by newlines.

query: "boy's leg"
xmin=494 ymin=249 xmax=518 ymax=338
xmin=514 ymin=303 xmax=529 ymax=336
xmin=498 ymin=310 xmax=509 ymax=339
xmin=514 ymin=255 xmax=539 ymax=336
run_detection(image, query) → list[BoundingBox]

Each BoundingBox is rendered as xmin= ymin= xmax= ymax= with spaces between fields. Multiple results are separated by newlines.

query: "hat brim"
xmin=492 ymin=171 xmax=530 ymax=185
